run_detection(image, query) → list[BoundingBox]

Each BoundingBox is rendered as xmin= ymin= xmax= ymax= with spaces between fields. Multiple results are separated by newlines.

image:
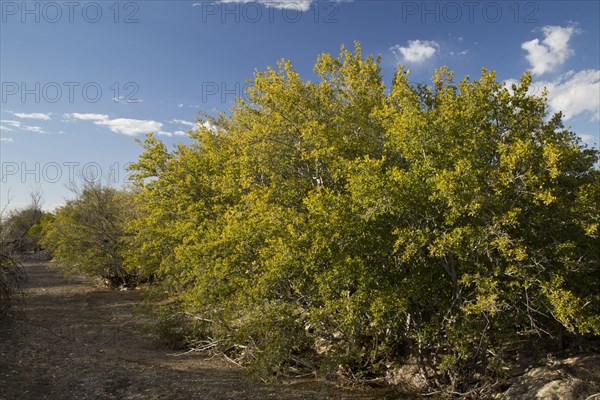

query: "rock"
xmin=385 ymin=363 xmax=428 ymax=391
xmin=499 ymin=355 xmax=600 ymax=400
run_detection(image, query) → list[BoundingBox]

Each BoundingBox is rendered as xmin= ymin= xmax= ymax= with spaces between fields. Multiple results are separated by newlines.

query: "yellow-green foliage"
xmin=125 ymin=43 xmax=600 ymax=383
xmin=42 ymin=182 xmax=134 ymax=286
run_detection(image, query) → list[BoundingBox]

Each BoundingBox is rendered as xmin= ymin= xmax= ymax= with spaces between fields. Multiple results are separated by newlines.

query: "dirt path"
xmin=0 ymin=262 xmax=412 ymax=400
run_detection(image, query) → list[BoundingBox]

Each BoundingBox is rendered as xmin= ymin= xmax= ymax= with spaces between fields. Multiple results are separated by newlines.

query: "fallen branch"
xmin=222 ymin=352 xmax=243 ymax=367
xmin=167 ymin=339 xmax=224 ymax=356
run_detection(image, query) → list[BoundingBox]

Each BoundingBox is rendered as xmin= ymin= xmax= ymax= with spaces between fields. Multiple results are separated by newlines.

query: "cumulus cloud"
xmin=12 ymin=112 xmax=52 ymax=120
xmin=504 ymin=70 xmax=600 ymax=121
xmin=1 ymin=137 xmax=14 ymax=143
xmin=174 ymin=130 xmax=187 ymax=136
xmin=391 ymin=40 xmax=439 ymax=64
xmin=521 ymin=25 xmax=577 ymax=76
xmin=541 ymin=69 xmax=600 ymax=121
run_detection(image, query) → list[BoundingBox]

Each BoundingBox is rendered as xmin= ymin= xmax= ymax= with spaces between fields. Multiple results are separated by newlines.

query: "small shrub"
xmin=41 ymin=181 xmax=134 ymax=287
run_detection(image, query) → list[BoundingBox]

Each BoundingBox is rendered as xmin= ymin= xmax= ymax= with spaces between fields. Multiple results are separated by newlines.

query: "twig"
xmin=222 ymin=352 xmax=243 ymax=367
xmin=167 ymin=339 xmax=223 ymax=356
xmin=167 ymin=348 xmax=198 ymax=357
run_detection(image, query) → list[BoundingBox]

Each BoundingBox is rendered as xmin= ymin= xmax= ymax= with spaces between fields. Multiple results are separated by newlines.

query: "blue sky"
xmin=1 ymin=0 xmax=599 ymax=211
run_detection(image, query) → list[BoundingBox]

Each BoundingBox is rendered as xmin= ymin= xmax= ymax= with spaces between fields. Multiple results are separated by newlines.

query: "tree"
xmin=125 ymin=43 xmax=599 ymax=390
xmin=1 ymin=191 xmax=44 ymax=253
xmin=41 ymin=181 xmax=135 ymax=286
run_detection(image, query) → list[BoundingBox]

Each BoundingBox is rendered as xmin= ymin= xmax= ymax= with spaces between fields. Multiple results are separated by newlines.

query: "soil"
xmin=0 ymin=261 xmax=416 ymax=400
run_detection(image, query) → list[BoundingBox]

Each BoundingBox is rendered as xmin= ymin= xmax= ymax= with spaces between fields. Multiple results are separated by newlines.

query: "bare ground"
xmin=0 ymin=262 xmax=415 ymax=400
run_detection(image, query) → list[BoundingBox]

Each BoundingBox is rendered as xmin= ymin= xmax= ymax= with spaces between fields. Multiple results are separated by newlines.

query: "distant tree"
xmin=41 ymin=181 xmax=135 ymax=287
xmin=1 ymin=191 xmax=44 ymax=253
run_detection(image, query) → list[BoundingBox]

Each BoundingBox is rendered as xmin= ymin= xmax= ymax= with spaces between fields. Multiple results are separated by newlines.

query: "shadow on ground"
xmin=0 ymin=262 xmax=415 ymax=400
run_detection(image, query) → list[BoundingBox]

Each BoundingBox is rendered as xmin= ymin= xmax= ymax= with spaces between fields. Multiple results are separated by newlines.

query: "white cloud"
xmin=0 ymin=125 xmax=14 ymax=132
xmin=503 ymin=78 xmax=534 ymax=98
xmin=1 ymin=137 xmax=14 ymax=143
xmin=64 ymin=113 xmax=169 ymax=136
xmin=579 ymin=134 xmax=596 ymax=142
xmin=94 ymin=118 xmax=164 ymax=136
xmin=1 ymin=120 xmax=22 ymax=128
xmin=174 ymin=130 xmax=187 ymax=136
xmin=22 ymin=125 xmax=46 ymax=133
xmin=197 ymin=0 xmax=315 ymax=11
xmin=64 ymin=113 xmax=109 ymax=121
xmin=202 ymin=120 xmax=221 ymax=133
xmin=195 ymin=0 xmax=351 ymax=11
xmin=0 ymin=119 xmax=45 ymax=133
xmin=391 ymin=40 xmax=439 ymax=64
xmin=449 ymin=50 xmax=469 ymax=56
xmin=12 ymin=112 xmax=52 ymax=120
xmin=540 ymin=69 xmax=600 ymax=121
xmin=171 ymin=119 xmax=195 ymax=127
xmin=521 ymin=25 xmax=577 ymax=76
xmin=505 ymin=70 xmax=600 ymax=121
xmin=177 ymin=103 xmax=184 ymax=108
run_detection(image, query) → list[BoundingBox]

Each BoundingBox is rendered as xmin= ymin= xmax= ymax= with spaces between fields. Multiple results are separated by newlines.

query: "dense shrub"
xmin=41 ymin=182 xmax=135 ymax=287
xmin=125 ymin=44 xmax=599 ymax=390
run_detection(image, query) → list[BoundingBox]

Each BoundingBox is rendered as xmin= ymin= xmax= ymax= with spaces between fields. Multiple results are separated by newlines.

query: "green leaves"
xmin=124 ymin=43 xmax=600 ymax=384
xmin=41 ymin=182 xmax=134 ymax=286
